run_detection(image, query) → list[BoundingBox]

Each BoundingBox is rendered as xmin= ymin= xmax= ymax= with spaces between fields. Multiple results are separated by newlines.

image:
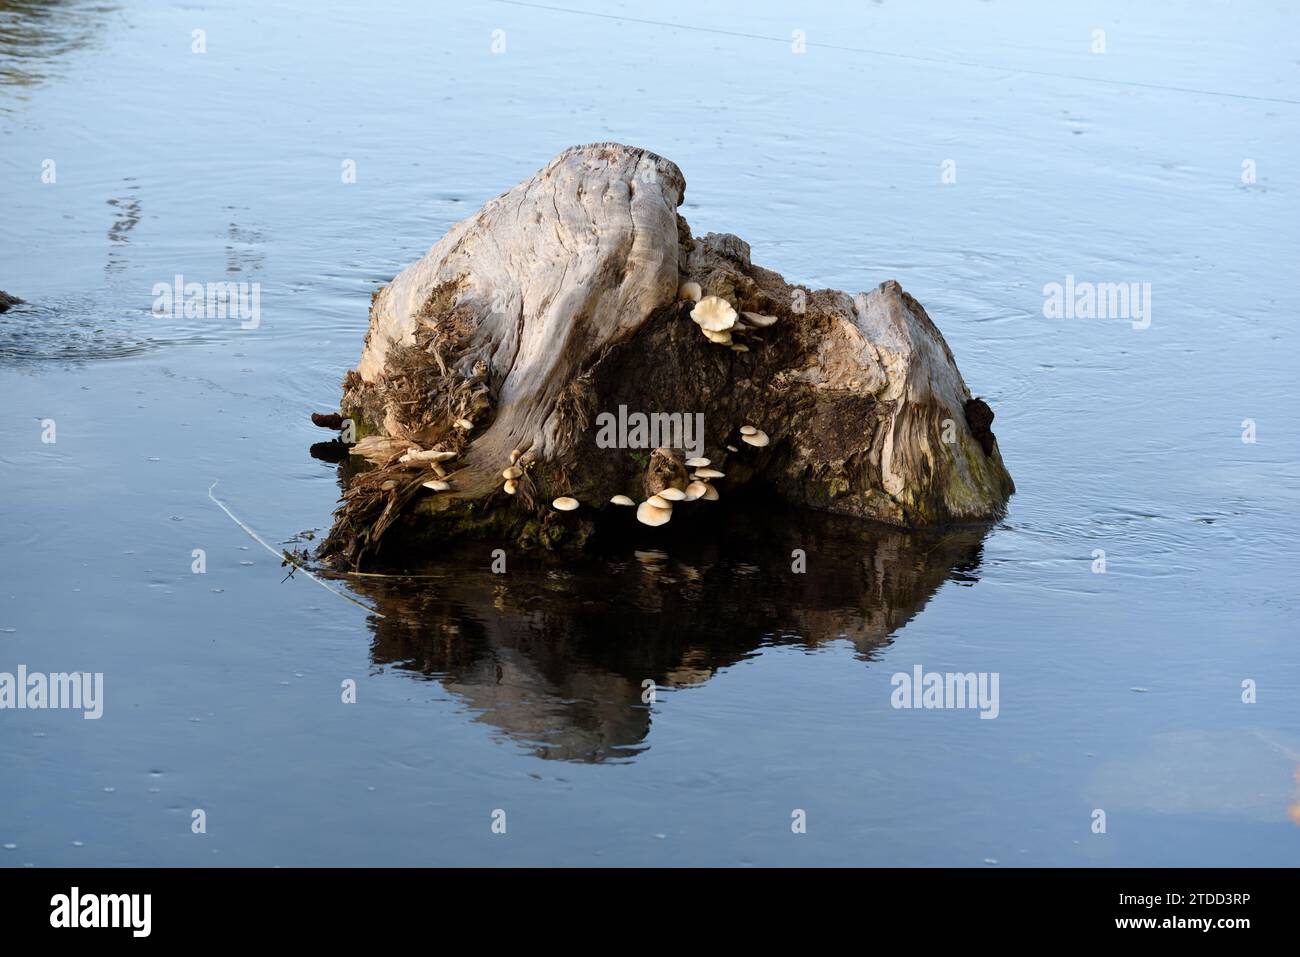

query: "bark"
xmin=322 ymin=143 xmax=1013 ymax=567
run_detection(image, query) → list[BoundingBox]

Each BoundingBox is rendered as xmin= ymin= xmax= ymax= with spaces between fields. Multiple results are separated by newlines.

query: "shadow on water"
xmin=344 ymin=506 xmax=992 ymax=763
xmin=0 ymin=0 xmax=117 ymax=101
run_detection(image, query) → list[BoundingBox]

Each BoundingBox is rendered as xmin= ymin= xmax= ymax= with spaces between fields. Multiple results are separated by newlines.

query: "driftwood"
xmin=321 ymin=143 xmax=1013 ymax=567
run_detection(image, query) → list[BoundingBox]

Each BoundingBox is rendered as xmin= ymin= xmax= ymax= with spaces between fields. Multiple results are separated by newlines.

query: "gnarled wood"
xmin=323 ymin=143 xmax=1012 ymax=566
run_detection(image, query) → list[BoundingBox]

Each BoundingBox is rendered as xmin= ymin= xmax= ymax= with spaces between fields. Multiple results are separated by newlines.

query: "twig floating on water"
xmin=207 ymin=480 xmax=383 ymax=618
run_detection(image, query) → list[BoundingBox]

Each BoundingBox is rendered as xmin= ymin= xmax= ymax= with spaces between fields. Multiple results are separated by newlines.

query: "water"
xmin=2 ymin=0 xmax=1297 ymax=866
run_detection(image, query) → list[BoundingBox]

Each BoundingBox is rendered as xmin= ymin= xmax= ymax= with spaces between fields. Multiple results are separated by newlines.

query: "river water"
xmin=2 ymin=0 xmax=1297 ymax=866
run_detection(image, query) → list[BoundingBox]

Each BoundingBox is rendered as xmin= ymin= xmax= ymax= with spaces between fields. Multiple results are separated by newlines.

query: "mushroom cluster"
xmin=382 ymin=443 xmax=459 ymax=492
xmin=681 ymin=284 xmax=779 ymax=352
xmin=635 ymin=456 xmax=724 ymax=527
xmin=500 ymin=448 xmax=524 ymax=494
xmin=689 ymin=296 xmax=738 ymax=347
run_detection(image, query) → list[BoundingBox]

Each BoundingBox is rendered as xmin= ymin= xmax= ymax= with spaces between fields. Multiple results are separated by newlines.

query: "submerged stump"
xmin=321 ymin=143 xmax=1013 ymax=567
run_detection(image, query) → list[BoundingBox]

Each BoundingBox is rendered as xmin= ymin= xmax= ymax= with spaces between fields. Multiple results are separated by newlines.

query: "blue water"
xmin=1 ymin=0 xmax=1297 ymax=866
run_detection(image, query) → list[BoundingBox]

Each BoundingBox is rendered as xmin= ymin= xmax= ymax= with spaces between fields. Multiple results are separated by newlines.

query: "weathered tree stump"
xmin=321 ymin=143 xmax=1013 ymax=567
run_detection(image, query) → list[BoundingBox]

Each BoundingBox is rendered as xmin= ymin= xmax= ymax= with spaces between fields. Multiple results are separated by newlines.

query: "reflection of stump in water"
xmin=350 ymin=507 xmax=990 ymax=763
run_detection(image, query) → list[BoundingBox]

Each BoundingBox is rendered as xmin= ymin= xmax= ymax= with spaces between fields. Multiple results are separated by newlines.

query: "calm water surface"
xmin=1 ymin=0 xmax=1298 ymax=866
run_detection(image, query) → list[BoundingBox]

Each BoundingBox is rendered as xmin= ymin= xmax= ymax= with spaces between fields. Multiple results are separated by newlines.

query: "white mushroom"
xmin=741 ymin=311 xmax=779 ymax=327
xmin=726 ymin=444 xmax=739 ymax=452
xmin=646 ymin=494 xmax=673 ymax=509
xmin=509 ymin=448 xmax=522 ymax=464
xmin=406 ymin=449 xmax=456 ymax=462
xmin=742 ymin=430 xmax=770 ymax=447
xmin=740 ymin=425 xmax=758 ymax=435
xmin=690 ymin=296 xmax=737 ymax=332
xmin=657 ymin=487 xmax=686 ymax=502
xmin=502 ymin=466 xmax=523 ymax=479
xmin=503 ymin=479 xmax=518 ymax=495
xmin=702 ymin=328 xmax=733 ymax=346
xmin=610 ymin=494 xmax=635 ymax=506
xmin=693 ymin=467 xmax=724 ymax=479
xmin=683 ymin=481 xmax=708 ymax=501
xmin=552 ymin=496 xmax=579 ymax=511
xmin=678 ymin=281 xmax=703 ymax=302
xmin=422 ymin=480 xmax=451 ymax=492
xmin=685 ymin=457 xmax=711 ymax=468
xmin=636 ymin=500 xmax=673 ymax=526
xmin=700 ymin=482 xmax=720 ymax=501
xmin=454 ymin=418 xmax=474 ymax=430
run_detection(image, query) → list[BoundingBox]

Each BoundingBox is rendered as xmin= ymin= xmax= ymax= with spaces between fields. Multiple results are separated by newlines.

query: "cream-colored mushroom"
xmin=502 ymin=466 xmax=523 ymax=479
xmin=646 ymin=494 xmax=673 ymax=509
xmin=703 ymin=328 xmax=733 ymax=346
xmin=690 ymin=296 xmax=737 ymax=332
xmin=700 ymin=482 xmax=720 ymax=501
xmin=685 ymin=457 xmax=711 ymax=468
xmin=509 ymin=448 xmax=521 ymax=464
xmin=683 ymin=481 xmax=708 ymax=501
xmin=742 ymin=430 xmax=770 ymax=447
xmin=503 ymin=479 xmax=518 ymax=495
xmin=726 ymin=444 xmax=739 ymax=452
xmin=422 ymin=480 xmax=451 ymax=491
xmin=741 ymin=311 xmax=779 ymax=327
xmin=730 ymin=343 xmax=749 ymax=353
xmin=693 ymin=467 xmax=724 ymax=479
xmin=636 ymin=500 xmax=673 ymax=526
xmin=610 ymin=494 xmax=635 ymax=506
xmin=678 ymin=281 xmax=702 ymax=302
xmin=552 ymin=496 xmax=579 ymax=511
xmin=657 ymin=487 xmax=686 ymax=502
xmin=740 ymin=425 xmax=758 ymax=435
xmin=454 ymin=418 xmax=474 ymax=430
xmin=401 ymin=449 xmax=454 ymax=464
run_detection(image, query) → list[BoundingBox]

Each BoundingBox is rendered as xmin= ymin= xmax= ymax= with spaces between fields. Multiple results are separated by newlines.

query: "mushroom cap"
xmin=509 ymin=448 xmax=521 ymax=463
xmin=690 ymin=296 xmax=737 ymax=332
xmin=684 ymin=457 xmax=711 ymax=468
xmin=739 ymin=425 xmax=758 ymax=435
xmin=693 ymin=467 xmax=725 ymax=479
xmin=502 ymin=466 xmax=523 ymax=479
xmin=636 ymin=500 xmax=673 ymax=526
xmin=684 ymin=481 xmax=708 ymax=501
xmin=702 ymin=328 xmax=733 ymax=345
xmin=678 ymin=281 xmax=703 ymax=302
xmin=730 ymin=343 xmax=749 ymax=352
xmin=742 ymin=430 xmax=770 ymax=447
xmin=422 ymin=480 xmax=452 ymax=491
xmin=646 ymin=494 xmax=673 ymax=509
xmin=454 ymin=418 xmax=474 ymax=430
xmin=701 ymin=482 xmax=720 ymax=501
xmin=741 ymin=311 xmax=779 ymax=327
xmin=503 ymin=479 xmax=518 ymax=494
xmin=552 ymin=496 xmax=579 ymax=511
xmin=610 ymin=494 xmax=635 ymax=506
xmin=657 ymin=487 xmax=686 ymax=501
xmin=726 ymin=444 xmax=739 ymax=452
